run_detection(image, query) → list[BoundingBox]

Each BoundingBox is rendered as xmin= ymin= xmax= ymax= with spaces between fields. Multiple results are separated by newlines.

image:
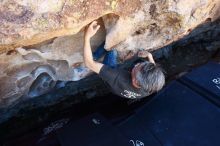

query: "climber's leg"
xmin=92 ymin=42 xmax=107 ymax=61
xmin=103 ymin=49 xmax=118 ymax=68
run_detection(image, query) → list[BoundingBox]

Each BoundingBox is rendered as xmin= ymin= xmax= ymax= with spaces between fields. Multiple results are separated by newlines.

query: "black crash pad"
xmin=117 ymin=115 xmax=161 ymax=146
xmin=56 ymin=113 xmax=130 ymax=146
xmin=134 ymin=81 xmax=220 ymax=146
xmin=180 ymin=61 xmax=220 ymax=105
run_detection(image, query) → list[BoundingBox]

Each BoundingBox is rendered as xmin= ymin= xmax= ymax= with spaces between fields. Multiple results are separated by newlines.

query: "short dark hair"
xmin=136 ymin=61 xmax=165 ymax=94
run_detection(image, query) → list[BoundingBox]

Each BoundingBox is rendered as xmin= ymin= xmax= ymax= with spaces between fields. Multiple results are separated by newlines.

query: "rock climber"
xmin=83 ymin=21 xmax=165 ymax=99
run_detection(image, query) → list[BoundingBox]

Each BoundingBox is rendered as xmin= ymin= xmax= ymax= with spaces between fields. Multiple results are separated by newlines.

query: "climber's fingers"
xmin=85 ymin=21 xmax=100 ymax=39
xmin=91 ymin=21 xmax=100 ymax=32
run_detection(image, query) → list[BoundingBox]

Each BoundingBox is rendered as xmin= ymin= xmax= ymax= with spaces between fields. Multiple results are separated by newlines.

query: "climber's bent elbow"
xmin=85 ymin=61 xmax=103 ymax=74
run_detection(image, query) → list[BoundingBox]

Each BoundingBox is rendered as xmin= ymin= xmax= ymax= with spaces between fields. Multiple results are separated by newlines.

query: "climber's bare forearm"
xmin=83 ymin=21 xmax=103 ymax=73
xmin=147 ymin=54 xmax=155 ymax=64
xmin=83 ymin=37 xmax=93 ymax=66
xmin=83 ymin=37 xmax=103 ymax=74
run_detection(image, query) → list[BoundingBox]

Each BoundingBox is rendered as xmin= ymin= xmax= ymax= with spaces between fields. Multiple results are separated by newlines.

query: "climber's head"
xmin=131 ymin=61 xmax=165 ymax=95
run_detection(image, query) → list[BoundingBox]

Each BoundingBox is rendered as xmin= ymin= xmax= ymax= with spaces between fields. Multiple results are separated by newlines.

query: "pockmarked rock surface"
xmin=0 ymin=0 xmax=141 ymax=52
xmin=1 ymin=0 xmax=219 ymax=51
xmin=0 ymin=0 xmax=220 ymax=120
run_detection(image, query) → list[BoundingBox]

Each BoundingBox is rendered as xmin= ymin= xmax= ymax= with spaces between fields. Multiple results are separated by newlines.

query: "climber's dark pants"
xmin=93 ymin=42 xmax=118 ymax=68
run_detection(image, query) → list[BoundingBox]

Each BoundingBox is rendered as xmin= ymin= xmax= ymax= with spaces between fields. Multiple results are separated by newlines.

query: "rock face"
xmin=105 ymin=0 xmax=220 ymax=52
xmin=1 ymin=0 xmax=219 ymax=52
xmin=0 ymin=0 xmax=140 ymax=52
xmin=0 ymin=18 xmax=107 ymax=108
xmin=0 ymin=0 xmax=220 ymax=117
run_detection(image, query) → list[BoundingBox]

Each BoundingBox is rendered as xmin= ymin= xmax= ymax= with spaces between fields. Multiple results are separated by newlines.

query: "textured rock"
xmin=0 ymin=0 xmax=219 ymax=52
xmin=0 ymin=0 xmax=220 ymax=114
xmin=0 ymin=0 xmax=140 ymax=52
xmin=0 ymin=19 xmax=106 ymax=108
xmin=105 ymin=0 xmax=220 ymax=51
